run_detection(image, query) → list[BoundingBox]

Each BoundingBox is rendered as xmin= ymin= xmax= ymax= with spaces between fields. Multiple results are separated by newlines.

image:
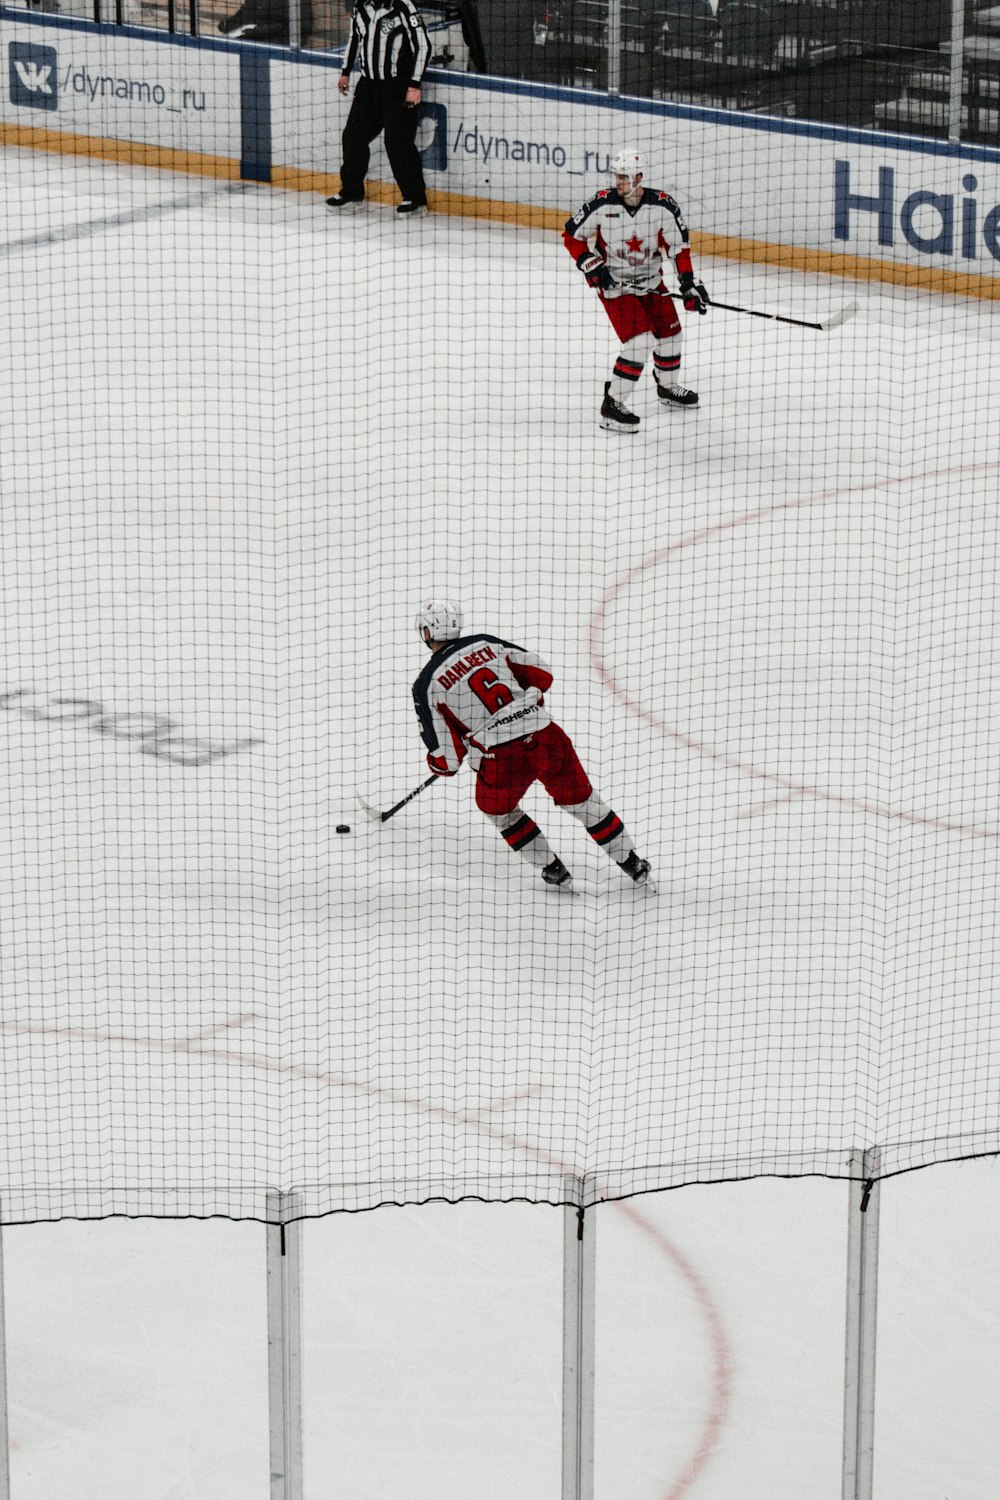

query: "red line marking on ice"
xmin=589 ymin=457 xmax=1000 ymax=840
xmin=471 ymin=1084 xmax=550 ymax=1116
xmin=615 ymin=1199 xmax=733 ymax=1500
xmin=183 ymin=1012 xmax=260 ymax=1043
xmin=737 ymin=790 xmax=803 ymax=821
xmin=0 ymin=1014 xmax=733 ymax=1498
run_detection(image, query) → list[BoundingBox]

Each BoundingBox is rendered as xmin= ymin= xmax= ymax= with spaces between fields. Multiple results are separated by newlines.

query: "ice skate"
xmin=618 ymin=850 xmax=652 ymax=886
xmin=396 ymin=200 xmax=429 ymax=217
xmin=326 ymin=193 xmax=363 ymax=211
xmin=541 ymin=856 xmax=573 ymax=888
xmin=600 ymin=382 xmax=640 ymax=433
xmin=656 ymin=381 xmax=699 ymax=408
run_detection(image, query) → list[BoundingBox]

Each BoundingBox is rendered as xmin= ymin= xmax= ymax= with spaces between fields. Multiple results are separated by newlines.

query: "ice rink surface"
xmin=0 ymin=145 xmax=999 ymax=1497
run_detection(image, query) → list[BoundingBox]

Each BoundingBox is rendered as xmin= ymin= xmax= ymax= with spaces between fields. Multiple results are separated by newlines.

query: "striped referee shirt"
xmin=341 ymin=0 xmax=431 ymax=86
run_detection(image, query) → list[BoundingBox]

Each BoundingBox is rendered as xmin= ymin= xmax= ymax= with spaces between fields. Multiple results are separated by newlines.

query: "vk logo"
xmin=415 ymin=102 xmax=447 ymax=172
xmin=9 ymin=42 xmax=58 ymax=110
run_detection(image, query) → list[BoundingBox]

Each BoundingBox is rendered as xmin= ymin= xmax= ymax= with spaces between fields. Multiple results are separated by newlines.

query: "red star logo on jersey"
xmin=626 ymin=233 xmax=644 ymax=255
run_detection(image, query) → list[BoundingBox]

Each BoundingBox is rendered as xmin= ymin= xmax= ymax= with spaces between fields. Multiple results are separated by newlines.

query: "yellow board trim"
xmin=0 ymin=120 xmax=242 ymax=179
xmin=6 ymin=120 xmax=1000 ymax=302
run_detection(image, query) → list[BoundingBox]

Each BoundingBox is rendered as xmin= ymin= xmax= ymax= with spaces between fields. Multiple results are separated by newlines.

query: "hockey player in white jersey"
xmin=563 ymin=148 xmax=709 ymax=433
xmin=412 ymin=601 xmax=651 ymax=889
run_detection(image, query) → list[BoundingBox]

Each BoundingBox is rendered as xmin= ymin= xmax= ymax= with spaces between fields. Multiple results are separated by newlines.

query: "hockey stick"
xmin=667 ymin=292 xmax=860 ymax=331
xmin=712 ymin=297 xmax=860 ymax=331
xmin=357 ymin=772 xmax=439 ymax=824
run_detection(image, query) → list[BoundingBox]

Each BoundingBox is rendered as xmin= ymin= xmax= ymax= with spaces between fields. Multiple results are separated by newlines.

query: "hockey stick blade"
xmin=820 ymin=300 xmax=860 ymax=331
xmin=357 ymin=771 xmax=439 ymax=824
xmin=357 ymin=791 xmax=387 ymax=823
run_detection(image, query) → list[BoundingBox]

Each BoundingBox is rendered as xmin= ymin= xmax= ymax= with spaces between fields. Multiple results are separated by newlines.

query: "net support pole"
xmin=288 ymin=0 xmax=303 ymax=51
xmin=948 ymin=0 xmax=965 ymax=141
xmin=606 ymin=0 xmax=622 ymax=95
xmin=842 ymin=1149 xmax=881 ymax=1500
xmin=0 ymin=1224 xmax=10 ymax=1500
xmin=267 ymin=1191 xmax=304 ymax=1500
xmin=562 ymin=1193 xmax=595 ymax=1500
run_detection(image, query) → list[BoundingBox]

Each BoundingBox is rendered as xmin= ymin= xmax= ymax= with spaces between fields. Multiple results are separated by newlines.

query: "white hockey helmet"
xmin=610 ymin=148 xmax=649 ymax=181
xmin=415 ymin=599 xmax=464 ymax=642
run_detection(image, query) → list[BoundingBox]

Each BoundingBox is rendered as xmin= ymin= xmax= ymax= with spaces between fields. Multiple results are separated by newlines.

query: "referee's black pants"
xmin=339 ymin=78 xmax=427 ymax=205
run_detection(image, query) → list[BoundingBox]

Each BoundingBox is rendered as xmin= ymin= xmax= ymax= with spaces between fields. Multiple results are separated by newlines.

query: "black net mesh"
xmin=0 ymin=0 xmax=998 ymax=1224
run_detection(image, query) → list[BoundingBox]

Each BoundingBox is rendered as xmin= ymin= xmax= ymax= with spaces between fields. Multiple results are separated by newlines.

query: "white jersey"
xmin=412 ymin=634 xmax=555 ymax=775
xmin=563 ymin=186 xmax=692 ymax=298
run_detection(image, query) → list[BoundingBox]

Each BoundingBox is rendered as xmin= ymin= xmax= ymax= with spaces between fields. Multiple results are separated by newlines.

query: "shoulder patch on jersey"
xmin=655 ymin=191 xmax=689 ymax=240
xmin=566 ymin=189 xmax=614 ymax=233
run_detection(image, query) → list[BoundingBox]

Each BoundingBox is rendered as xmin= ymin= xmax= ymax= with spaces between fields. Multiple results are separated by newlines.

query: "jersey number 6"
xmin=468 ymin=667 xmax=515 ymax=713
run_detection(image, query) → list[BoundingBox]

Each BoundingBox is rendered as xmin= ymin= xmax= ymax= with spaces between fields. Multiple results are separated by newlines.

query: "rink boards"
xmin=1 ymin=6 xmax=1000 ymax=296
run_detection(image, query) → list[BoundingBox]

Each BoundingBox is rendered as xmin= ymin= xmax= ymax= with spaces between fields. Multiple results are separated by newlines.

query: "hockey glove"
xmin=579 ymin=253 xmax=616 ymax=293
xmin=427 ymin=752 xmax=458 ymax=777
xmin=679 ymin=270 xmax=709 ymax=315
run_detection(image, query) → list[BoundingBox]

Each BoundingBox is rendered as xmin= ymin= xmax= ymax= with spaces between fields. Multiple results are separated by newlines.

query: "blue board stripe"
xmin=240 ymin=50 xmax=270 ymax=182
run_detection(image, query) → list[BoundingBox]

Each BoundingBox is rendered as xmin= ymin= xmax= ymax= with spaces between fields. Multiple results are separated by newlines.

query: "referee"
xmin=327 ymin=0 xmax=432 ymax=216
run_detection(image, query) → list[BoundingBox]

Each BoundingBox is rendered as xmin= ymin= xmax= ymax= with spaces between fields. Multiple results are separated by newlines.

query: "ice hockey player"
xmin=412 ymin=601 xmax=652 ymax=889
xmin=563 ymin=148 xmax=709 ymax=433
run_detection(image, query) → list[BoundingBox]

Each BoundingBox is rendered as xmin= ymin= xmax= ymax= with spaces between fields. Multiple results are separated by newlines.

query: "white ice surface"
xmin=0 ymin=144 xmax=999 ymax=1496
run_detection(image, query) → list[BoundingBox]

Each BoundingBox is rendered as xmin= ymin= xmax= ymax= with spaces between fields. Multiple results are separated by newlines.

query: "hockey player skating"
xmin=412 ymin=601 xmax=652 ymax=889
xmin=563 ymin=148 xmax=709 ymax=433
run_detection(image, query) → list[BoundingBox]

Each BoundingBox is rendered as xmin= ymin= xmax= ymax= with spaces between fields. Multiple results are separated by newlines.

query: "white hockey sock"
xmin=609 ymin=333 xmax=655 ymax=405
xmin=653 ymin=332 xmax=683 ymax=388
xmin=486 ymin=808 xmax=557 ymax=871
xmin=562 ymin=793 xmax=636 ymax=864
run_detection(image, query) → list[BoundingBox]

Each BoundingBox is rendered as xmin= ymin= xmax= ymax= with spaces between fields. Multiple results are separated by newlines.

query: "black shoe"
xmin=396 ymin=200 xmax=428 ymax=216
xmin=541 ymin=857 xmax=572 ymax=887
xmin=326 ymin=194 xmax=363 ymax=210
xmin=656 ymin=381 xmax=699 ymax=407
xmin=618 ymin=850 xmax=651 ymax=886
xmin=600 ymin=381 xmax=640 ymax=433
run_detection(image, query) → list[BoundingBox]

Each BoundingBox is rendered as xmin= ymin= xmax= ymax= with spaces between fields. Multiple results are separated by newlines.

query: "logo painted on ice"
xmin=835 ymin=160 xmax=1000 ymax=264
xmin=0 ymin=690 xmax=259 ymax=767
xmin=415 ymin=101 xmax=447 ymax=171
xmin=9 ymin=41 xmax=58 ymax=110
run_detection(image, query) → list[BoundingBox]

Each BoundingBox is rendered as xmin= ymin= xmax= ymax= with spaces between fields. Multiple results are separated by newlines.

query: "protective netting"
xmin=0 ymin=22 xmax=998 ymax=1223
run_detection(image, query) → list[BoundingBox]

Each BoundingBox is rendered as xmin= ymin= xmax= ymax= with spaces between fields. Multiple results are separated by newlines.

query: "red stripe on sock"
xmin=588 ymin=813 xmax=624 ymax=845
xmin=504 ymin=816 xmax=540 ymax=849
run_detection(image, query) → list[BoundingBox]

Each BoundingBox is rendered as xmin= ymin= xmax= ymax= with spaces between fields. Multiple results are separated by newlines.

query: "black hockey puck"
xmin=336 ymin=824 xmax=351 ymax=834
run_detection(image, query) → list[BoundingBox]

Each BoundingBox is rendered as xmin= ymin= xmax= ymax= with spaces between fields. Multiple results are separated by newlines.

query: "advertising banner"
xmin=269 ymin=63 xmax=1000 ymax=284
xmin=1 ymin=16 xmax=240 ymax=157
